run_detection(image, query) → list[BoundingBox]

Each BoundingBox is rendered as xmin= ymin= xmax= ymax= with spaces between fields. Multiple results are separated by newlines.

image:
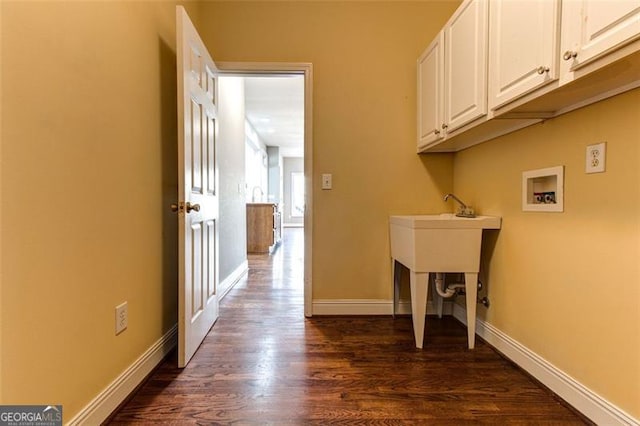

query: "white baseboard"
xmin=67 ymin=325 xmax=177 ymax=426
xmin=219 ymin=260 xmax=248 ymax=300
xmin=452 ymin=305 xmax=639 ymax=426
xmin=311 ymin=299 xmax=453 ymax=316
xmin=395 ymin=300 xmax=454 ymax=316
xmin=283 ymin=223 xmax=303 ymax=228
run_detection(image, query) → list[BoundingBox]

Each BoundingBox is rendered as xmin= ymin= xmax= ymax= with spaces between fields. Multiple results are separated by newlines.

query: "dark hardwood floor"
xmin=109 ymin=228 xmax=590 ymax=425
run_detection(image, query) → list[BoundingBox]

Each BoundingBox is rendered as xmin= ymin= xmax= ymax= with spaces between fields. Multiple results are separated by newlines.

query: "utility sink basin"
xmin=389 ymin=213 xmax=501 ymax=350
xmin=389 ymin=214 xmax=500 ymax=272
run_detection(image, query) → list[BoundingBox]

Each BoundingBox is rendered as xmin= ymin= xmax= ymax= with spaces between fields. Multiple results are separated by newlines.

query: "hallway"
xmin=109 ymin=228 xmax=589 ymax=424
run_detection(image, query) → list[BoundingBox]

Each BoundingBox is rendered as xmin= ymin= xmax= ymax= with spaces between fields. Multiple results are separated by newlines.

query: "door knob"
xmin=186 ymin=202 xmax=200 ymax=213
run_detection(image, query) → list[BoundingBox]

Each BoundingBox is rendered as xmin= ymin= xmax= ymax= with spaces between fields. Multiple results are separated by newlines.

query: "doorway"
xmin=218 ymin=63 xmax=313 ymax=317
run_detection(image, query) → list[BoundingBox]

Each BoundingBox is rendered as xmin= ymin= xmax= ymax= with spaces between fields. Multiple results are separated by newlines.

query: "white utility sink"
xmin=389 ymin=213 xmax=501 ymax=349
xmin=390 ymin=213 xmax=500 ymax=229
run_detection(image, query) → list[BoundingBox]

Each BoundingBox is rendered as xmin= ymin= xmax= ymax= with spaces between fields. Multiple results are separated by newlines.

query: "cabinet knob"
xmin=434 ymin=129 xmax=440 ymax=135
xmin=441 ymin=124 xmax=448 ymax=130
xmin=563 ymin=51 xmax=578 ymax=61
xmin=537 ymin=66 xmax=550 ymax=75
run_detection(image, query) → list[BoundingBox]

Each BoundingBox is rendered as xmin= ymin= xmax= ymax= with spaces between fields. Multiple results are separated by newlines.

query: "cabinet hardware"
xmin=563 ymin=50 xmax=578 ymax=61
xmin=537 ymin=66 xmax=550 ymax=74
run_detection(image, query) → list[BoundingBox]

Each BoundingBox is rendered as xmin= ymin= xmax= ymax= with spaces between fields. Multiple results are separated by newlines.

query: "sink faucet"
xmin=444 ymin=193 xmax=475 ymax=218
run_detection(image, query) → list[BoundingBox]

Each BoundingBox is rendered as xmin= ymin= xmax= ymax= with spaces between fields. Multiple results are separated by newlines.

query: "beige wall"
xmin=200 ymin=1 xmax=457 ymax=300
xmin=453 ymin=89 xmax=640 ymax=417
xmin=0 ymin=0 xmax=201 ymax=417
xmin=217 ymin=76 xmax=248 ymax=286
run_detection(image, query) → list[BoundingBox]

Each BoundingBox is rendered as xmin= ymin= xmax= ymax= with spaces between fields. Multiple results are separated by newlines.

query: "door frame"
xmin=217 ymin=62 xmax=313 ymax=317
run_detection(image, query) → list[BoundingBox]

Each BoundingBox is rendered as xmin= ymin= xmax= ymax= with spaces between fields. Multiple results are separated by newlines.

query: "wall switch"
xmin=115 ymin=302 xmax=128 ymax=335
xmin=321 ymin=173 xmax=332 ymax=190
xmin=586 ymin=142 xmax=606 ymax=173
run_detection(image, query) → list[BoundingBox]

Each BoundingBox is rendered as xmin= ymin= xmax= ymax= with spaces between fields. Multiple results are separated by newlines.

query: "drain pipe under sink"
xmin=434 ymin=273 xmax=465 ymax=298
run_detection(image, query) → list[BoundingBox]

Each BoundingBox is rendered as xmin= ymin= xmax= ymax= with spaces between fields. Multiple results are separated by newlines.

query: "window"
xmin=291 ymin=172 xmax=304 ymax=217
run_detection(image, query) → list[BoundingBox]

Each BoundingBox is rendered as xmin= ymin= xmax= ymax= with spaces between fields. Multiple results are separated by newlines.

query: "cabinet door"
xmin=566 ymin=0 xmax=640 ymax=70
xmin=417 ymin=32 xmax=445 ymax=150
xmin=488 ymin=0 xmax=560 ymax=110
xmin=444 ymin=0 xmax=488 ymax=133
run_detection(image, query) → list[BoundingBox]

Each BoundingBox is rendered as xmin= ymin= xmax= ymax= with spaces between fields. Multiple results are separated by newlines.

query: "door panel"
xmin=205 ymin=220 xmax=216 ymax=299
xmin=488 ymin=0 xmax=559 ymax=110
xmin=190 ymin=99 xmax=203 ymax=195
xmin=574 ymin=0 xmax=640 ymax=68
xmin=177 ymin=6 xmax=219 ymax=368
xmin=191 ymin=223 xmax=203 ymax=317
xmin=417 ymin=33 xmax=444 ymax=149
xmin=444 ymin=0 xmax=488 ymax=132
xmin=206 ymin=112 xmax=216 ymax=195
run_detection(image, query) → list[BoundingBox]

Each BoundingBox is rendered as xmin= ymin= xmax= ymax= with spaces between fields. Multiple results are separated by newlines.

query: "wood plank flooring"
xmin=109 ymin=228 xmax=591 ymax=425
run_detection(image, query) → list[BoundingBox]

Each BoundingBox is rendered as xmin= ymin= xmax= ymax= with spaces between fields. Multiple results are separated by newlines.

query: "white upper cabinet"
xmin=417 ymin=33 xmax=445 ymax=149
xmin=488 ymin=0 xmax=561 ymax=110
xmin=417 ymin=0 xmax=488 ymax=151
xmin=417 ymin=0 xmax=640 ymax=152
xmin=444 ymin=0 xmax=488 ymax=133
xmin=561 ymin=0 xmax=640 ymax=72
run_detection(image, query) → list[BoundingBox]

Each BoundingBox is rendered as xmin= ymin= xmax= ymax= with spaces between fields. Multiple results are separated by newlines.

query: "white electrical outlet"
xmin=321 ymin=173 xmax=332 ymax=190
xmin=586 ymin=142 xmax=606 ymax=173
xmin=115 ymin=302 xmax=128 ymax=335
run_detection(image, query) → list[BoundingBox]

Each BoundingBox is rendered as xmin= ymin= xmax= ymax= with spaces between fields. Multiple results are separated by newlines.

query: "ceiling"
xmin=243 ymin=75 xmax=305 ymax=158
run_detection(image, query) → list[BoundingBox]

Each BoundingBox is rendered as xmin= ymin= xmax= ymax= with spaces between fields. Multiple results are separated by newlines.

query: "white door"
xmin=444 ymin=0 xmax=488 ymax=133
xmin=176 ymin=6 xmax=219 ymax=368
xmin=417 ymin=32 xmax=445 ymax=150
xmin=488 ymin=0 xmax=560 ymax=110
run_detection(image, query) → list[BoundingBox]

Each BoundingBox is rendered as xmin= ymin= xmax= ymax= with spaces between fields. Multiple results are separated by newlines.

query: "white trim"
xmin=453 ymin=305 xmax=639 ymax=426
xmin=283 ymin=223 xmax=304 ymax=228
xmin=218 ymin=260 xmax=248 ymax=300
xmin=67 ymin=325 xmax=178 ymax=426
xmin=217 ymin=62 xmax=313 ymax=318
xmin=395 ymin=300 xmax=454 ymax=316
xmin=312 ymin=299 xmax=453 ymax=316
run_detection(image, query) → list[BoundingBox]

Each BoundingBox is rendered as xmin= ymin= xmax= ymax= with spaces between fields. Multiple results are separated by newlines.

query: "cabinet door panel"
xmin=489 ymin=0 xmax=559 ymax=110
xmin=573 ymin=0 xmax=640 ymax=69
xmin=417 ymin=33 xmax=445 ymax=149
xmin=445 ymin=0 xmax=488 ymax=132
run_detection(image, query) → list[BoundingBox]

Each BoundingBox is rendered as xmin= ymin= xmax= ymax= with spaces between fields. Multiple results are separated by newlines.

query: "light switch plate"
xmin=586 ymin=142 xmax=606 ymax=174
xmin=321 ymin=174 xmax=332 ymax=190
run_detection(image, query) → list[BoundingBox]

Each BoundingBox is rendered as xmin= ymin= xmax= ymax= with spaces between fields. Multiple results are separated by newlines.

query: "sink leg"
xmin=410 ymin=271 xmax=429 ymax=348
xmin=431 ymin=278 xmax=444 ymax=319
xmin=464 ymin=272 xmax=478 ymax=349
xmin=392 ymin=259 xmax=399 ymax=318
